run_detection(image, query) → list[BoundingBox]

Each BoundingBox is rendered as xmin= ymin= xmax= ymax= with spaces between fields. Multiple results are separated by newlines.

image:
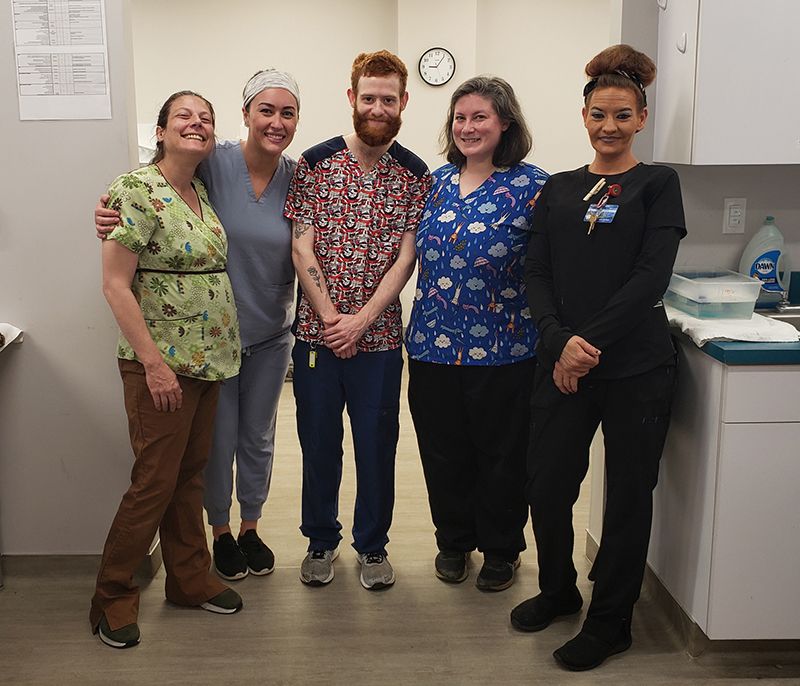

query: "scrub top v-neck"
xmin=198 ymin=140 xmax=297 ymax=348
xmin=405 ymin=161 xmax=548 ymax=366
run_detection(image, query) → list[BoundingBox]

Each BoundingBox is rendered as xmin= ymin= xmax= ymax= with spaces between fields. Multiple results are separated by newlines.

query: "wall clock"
xmin=418 ymin=47 xmax=456 ymax=86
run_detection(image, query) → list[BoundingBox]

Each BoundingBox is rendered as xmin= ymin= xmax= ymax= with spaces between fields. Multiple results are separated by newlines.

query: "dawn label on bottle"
xmin=749 ymin=249 xmax=783 ymax=292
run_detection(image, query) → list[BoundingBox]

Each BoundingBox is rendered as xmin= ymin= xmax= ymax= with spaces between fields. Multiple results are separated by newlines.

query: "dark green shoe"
xmin=97 ymin=615 xmax=140 ymax=649
xmin=200 ymin=588 xmax=243 ymax=614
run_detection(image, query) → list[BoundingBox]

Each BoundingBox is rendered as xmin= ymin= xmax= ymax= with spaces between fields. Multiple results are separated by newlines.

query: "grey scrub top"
xmin=198 ymin=140 xmax=296 ymax=349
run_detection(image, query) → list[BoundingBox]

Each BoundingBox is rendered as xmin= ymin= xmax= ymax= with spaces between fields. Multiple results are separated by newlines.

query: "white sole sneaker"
xmin=357 ymin=553 xmax=396 ymax=590
xmin=214 ymin=565 xmax=248 ymax=581
xmin=98 ymin=629 xmax=140 ymax=649
xmin=299 ymin=547 xmax=340 ymax=586
xmin=200 ymin=600 xmax=242 ymax=614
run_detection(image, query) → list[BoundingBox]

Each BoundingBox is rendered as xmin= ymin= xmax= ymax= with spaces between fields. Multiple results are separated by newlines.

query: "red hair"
xmin=351 ymin=50 xmax=408 ymax=94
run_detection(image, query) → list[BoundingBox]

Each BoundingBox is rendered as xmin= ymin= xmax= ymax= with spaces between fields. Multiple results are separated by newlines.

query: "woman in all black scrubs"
xmin=510 ymin=44 xmax=686 ymax=671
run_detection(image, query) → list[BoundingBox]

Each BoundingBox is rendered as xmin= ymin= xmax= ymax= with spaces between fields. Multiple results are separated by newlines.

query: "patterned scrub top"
xmin=405 ymin=162 xmax=548 ymax=366
xmin=284 ymin=136 xmax=431 ymax=352
xmin=107 ymin=164 xmax=240 ymax=380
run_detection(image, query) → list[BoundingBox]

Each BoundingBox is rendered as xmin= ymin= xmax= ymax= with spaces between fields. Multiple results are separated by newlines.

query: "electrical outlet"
xmin=723 ymin=197 xmax=746 ymax=234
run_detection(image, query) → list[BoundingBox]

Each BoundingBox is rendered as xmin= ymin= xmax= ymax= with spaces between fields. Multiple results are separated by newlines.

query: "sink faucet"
xmin=775 ymin=290 xmax=799 ymax=312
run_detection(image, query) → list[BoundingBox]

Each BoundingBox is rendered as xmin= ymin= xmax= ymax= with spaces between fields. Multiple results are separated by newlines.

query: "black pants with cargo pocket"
xmin=526 ymin=361 xmax=676 ymax=641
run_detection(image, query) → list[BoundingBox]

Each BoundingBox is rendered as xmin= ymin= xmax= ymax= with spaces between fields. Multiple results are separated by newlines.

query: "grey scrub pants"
xmin=204 ymin=331 xmax=293 ymax=526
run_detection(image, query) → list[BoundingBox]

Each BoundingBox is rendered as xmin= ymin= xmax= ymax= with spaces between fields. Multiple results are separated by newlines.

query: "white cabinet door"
xmin=654 ymin=0 xmax=800 ymax=165
xmin=653 ymin=0 xmax=699 ymax=164
xmin=707 ymin=423 xmax=800 ymax=639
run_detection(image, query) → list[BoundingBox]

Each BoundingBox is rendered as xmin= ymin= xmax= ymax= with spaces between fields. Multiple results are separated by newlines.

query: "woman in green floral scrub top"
xmin=108 ymin=158 xmax=239 ymax=379
xmin=90 ymin=91 xmax=243 ymax=651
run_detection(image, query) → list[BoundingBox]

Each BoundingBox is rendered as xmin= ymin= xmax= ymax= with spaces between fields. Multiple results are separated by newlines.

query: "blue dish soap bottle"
xmin=738 ymin=216 xmax=792 ymax=307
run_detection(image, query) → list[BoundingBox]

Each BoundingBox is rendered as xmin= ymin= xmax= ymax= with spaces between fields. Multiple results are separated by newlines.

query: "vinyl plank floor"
xmin=1 ymin=375 xmax=799 ymax=684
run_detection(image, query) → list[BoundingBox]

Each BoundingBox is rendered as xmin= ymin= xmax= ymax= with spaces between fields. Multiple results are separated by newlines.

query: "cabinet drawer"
xmin=722 ymin=366 xmax=800 ymax=423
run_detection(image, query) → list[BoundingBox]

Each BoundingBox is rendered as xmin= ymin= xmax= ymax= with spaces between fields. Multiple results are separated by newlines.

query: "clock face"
xmin=418 ymin=48 xmax=456 ymax=87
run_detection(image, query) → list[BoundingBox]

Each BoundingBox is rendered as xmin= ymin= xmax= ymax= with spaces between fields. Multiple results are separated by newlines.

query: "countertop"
xmin=700 ymin=339 xmax=800 ymax=365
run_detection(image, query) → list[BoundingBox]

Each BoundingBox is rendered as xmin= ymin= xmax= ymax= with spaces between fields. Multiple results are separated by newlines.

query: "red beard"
xmin=352 ymin=108 xmax=402 ymax=147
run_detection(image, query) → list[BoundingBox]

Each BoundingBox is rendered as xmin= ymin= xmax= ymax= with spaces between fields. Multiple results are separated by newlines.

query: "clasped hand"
xmin=553 ymin=335 xmax=601 ymax=394
xmin=322 ymin=313 xmax=369 ymax=359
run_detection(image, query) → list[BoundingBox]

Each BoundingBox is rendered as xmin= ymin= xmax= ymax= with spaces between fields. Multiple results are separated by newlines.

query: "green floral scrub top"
xmin=107 ymin=164 xmax=240 ymax=380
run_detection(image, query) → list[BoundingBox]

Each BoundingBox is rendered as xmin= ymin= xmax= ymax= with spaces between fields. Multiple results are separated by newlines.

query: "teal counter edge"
xmin=700 ymin=339 xmax=800 ymax=365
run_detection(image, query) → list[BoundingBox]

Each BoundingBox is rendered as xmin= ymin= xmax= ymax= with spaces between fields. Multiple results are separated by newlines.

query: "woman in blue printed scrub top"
xmin=405 ymin=76 xmax=547 ymax=592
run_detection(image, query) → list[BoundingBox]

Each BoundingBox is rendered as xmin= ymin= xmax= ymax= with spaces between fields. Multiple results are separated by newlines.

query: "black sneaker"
xmin=237 ymin=530 xmax=275 ymax=576
xmin=553 ymin=625 xmax=631 ymax=671
xmin=475 ymin=556 xmax=520 ymax=592
xmin=434 ymin=550 xmax=469 ymax=583
xmin=510 ymin=587 xmax=583 ymax=632
xmin=213 ymin=532 xmax=248 ymax=580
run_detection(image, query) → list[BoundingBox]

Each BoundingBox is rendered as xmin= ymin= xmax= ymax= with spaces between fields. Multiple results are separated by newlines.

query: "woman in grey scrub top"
xmin=96 ymin=69 xmax=300 ymax=581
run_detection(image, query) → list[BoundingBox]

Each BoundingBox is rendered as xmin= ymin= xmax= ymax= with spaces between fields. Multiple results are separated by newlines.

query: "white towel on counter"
xmin=665 ymin=305 xmax=800 ymax=346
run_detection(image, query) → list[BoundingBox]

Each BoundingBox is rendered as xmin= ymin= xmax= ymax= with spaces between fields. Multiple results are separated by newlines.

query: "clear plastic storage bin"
xmin=664 ymin=268 xmax=762 ymax=319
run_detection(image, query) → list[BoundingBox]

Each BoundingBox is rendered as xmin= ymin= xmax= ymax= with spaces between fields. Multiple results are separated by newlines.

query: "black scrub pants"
xmin=408 ymin=357 xmax=534 ymax=562
xmin=526 ymin=361 xmax=676 ymax=640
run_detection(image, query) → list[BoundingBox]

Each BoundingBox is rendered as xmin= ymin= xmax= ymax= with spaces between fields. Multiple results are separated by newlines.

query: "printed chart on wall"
xmin=11 ymin=0 xmax=111 ymax=120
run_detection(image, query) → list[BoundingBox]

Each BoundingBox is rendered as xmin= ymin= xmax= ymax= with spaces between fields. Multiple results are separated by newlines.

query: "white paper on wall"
xmin=11 ymin=0 xmax=111 ymax=120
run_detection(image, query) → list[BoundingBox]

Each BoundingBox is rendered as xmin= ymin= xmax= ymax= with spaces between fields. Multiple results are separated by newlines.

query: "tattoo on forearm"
xmin=307 ymin=266 xmax=322 ymax=292
xmin=294 ymin=223 xmax=312 ymax=239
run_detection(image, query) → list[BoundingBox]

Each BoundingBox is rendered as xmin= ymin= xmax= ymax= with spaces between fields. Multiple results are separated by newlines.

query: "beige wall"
xmin=130 ymin=0 xmax=612 ymax=174
xmin=130 ymin=0 xmax=399 ymax=159
xmin=0 ymin=0 xmax=137 ymax=554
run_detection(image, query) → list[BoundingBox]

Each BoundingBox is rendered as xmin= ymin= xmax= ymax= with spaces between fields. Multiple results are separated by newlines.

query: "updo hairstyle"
xmin=583 ymin=44 xmax=656 ymax=110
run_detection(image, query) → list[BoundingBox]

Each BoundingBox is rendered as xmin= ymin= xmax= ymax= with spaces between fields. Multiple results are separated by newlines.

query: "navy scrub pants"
xmin=526 ymin=361 xmax=676 ymax=641
xmin=291 ymin=339 xmax=403 ymax=555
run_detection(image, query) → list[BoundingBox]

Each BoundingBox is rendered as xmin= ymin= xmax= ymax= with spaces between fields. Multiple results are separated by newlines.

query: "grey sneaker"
xmin=300 ymin=547 xmax=339 ymax=586
xmin=357 ymin=552 xmax=395 ymax=590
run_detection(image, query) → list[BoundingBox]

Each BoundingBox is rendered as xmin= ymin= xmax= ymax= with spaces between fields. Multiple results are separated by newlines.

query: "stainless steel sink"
xmin=762 ymin=310 xmax=800 ymax=331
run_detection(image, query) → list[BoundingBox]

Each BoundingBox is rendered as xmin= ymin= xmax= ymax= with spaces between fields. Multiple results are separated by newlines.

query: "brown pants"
xmin=90 ymin=360 xmax=227 ymax=631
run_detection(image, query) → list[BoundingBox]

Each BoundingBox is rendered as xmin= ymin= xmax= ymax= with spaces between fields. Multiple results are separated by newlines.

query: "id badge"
xmin=583 ymin=204 xmax=619 ymax=223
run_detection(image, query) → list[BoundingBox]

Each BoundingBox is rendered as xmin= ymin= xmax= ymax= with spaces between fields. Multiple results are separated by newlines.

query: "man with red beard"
xmin=285 ymin=51 xmax=431 ymax=590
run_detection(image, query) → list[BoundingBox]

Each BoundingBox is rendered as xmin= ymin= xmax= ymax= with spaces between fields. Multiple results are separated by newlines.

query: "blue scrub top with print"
xmin=405 ymin=161 xmax=548 ymax=366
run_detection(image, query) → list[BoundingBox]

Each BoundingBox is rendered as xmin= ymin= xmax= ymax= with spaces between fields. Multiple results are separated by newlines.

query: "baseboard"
xmin=0 ymin=538 xmax=162 ymax=586
xmin=585 ymin=529 xmax=800 ymax=656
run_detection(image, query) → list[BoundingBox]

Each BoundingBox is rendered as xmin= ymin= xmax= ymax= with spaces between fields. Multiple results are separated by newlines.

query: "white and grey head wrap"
xmin=242 ymin=69 xmax=301 ymax=111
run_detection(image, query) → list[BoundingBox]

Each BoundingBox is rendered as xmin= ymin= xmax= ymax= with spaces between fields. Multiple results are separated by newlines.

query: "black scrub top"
xmin=525 ymin=163 xmax=686 ymax=379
